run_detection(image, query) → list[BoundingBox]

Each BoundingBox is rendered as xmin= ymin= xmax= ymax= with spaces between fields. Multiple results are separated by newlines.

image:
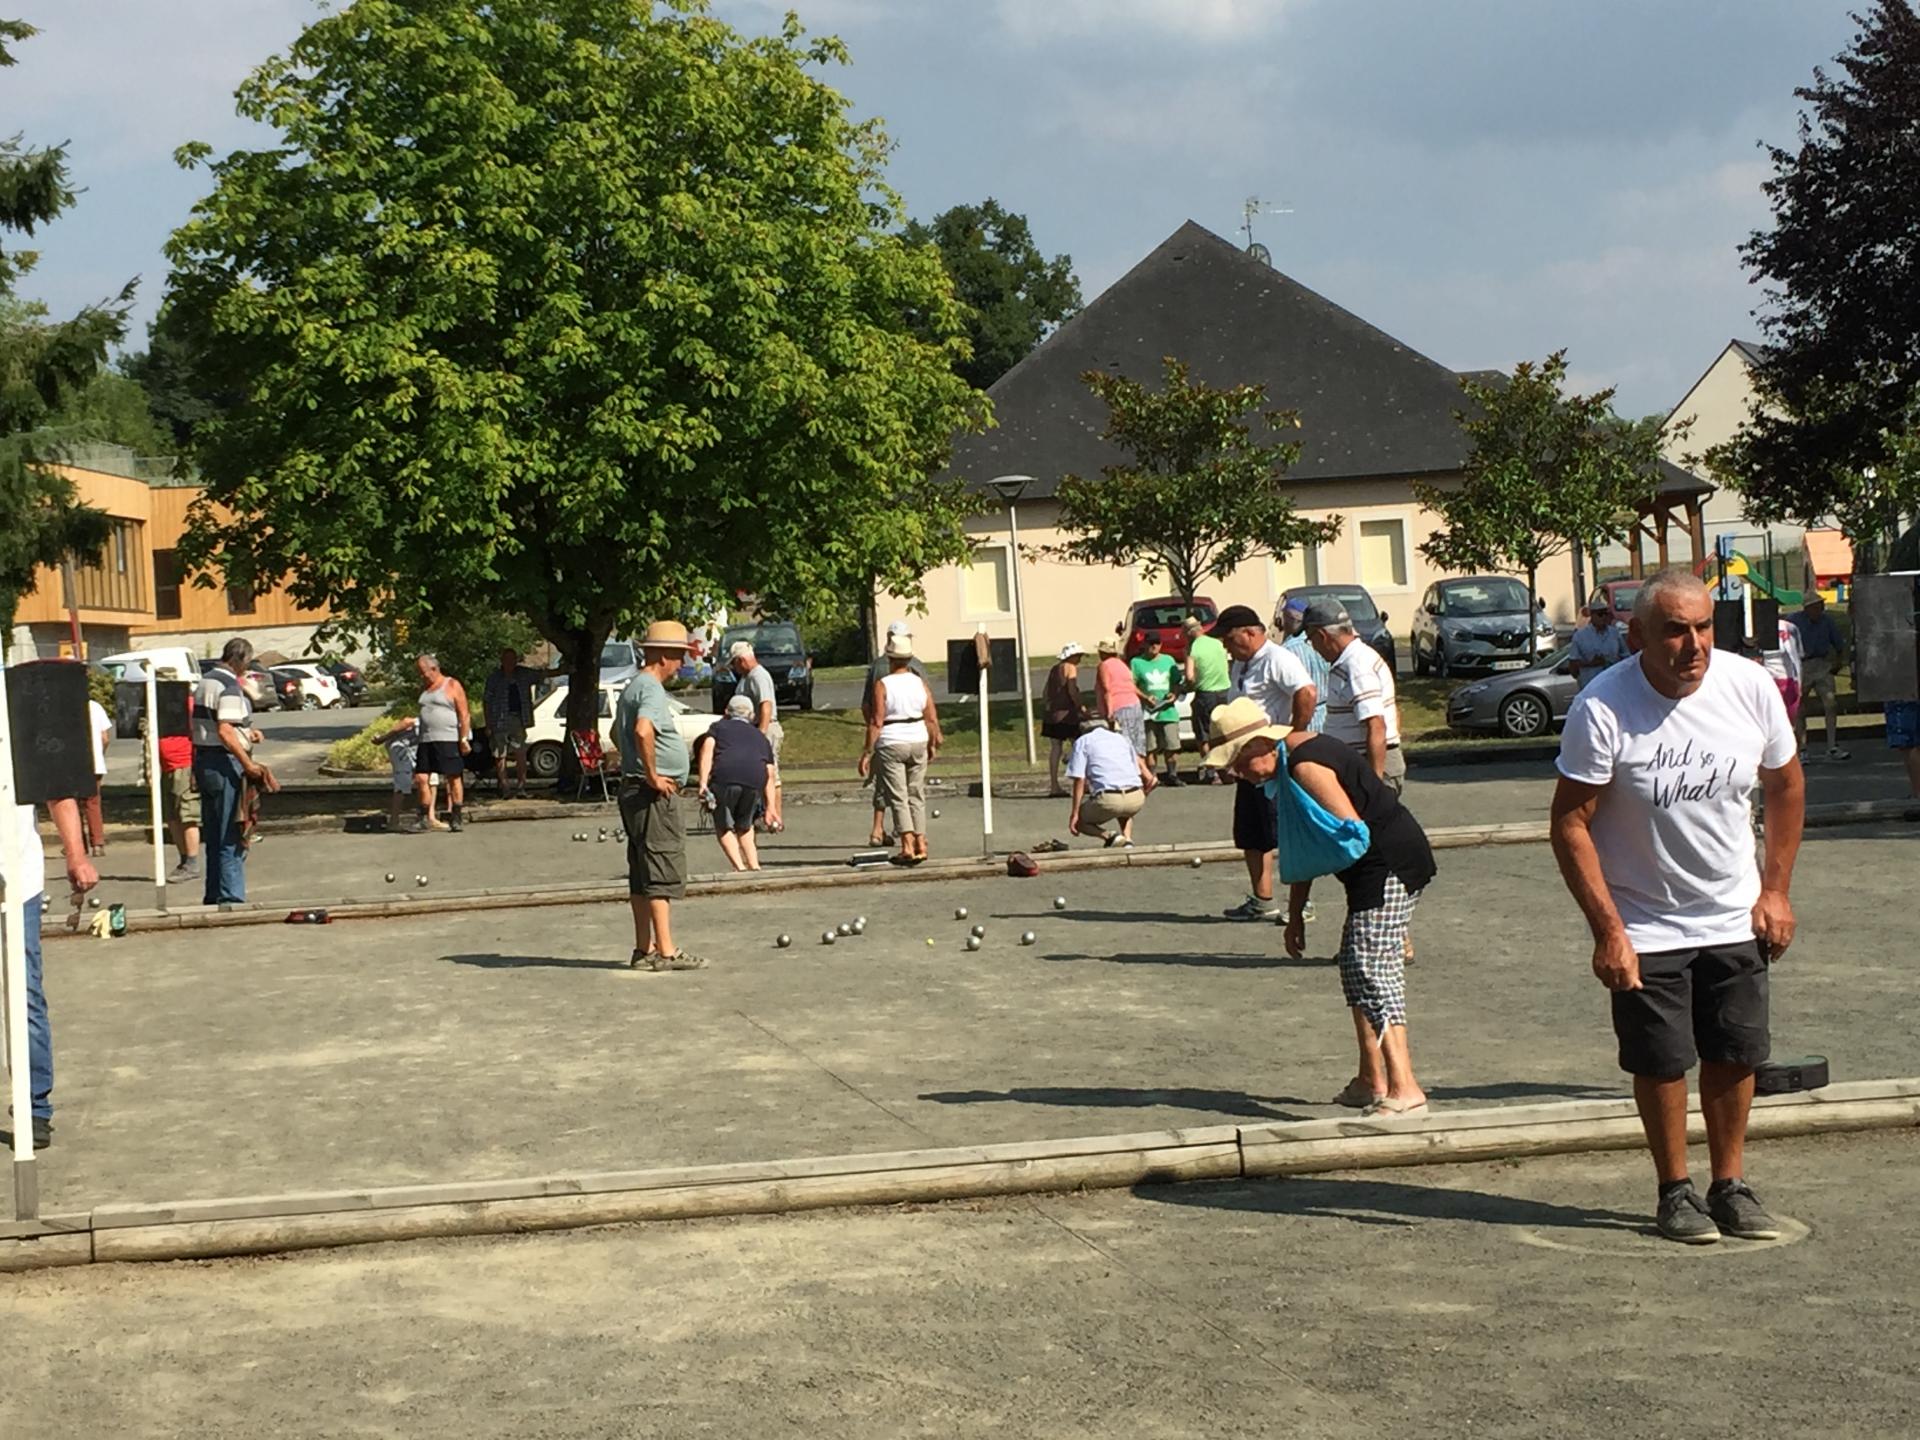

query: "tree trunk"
xmin=538 ymin=621 xmax=613 ymax=786
xmin=1526 ymin=564 xmax=1540 ymax=651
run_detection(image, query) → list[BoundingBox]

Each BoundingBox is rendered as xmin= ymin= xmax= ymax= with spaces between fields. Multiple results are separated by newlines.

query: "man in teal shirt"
xmin=615 ymin=621 xmax=704 ymax=972
xmin=1183 ymin=615 xmax=1233 ymax=783
xmin=1130 ymin=632 xmax=1185 ymax=785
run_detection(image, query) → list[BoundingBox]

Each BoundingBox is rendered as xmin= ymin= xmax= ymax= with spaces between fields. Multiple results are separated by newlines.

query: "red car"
xmin=1118 ymin=596 xmax=1219 ymax=662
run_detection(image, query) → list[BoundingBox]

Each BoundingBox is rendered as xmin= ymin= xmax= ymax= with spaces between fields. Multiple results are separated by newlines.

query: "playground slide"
xmin=1727 ymin=552 xmax=1808 ymax=607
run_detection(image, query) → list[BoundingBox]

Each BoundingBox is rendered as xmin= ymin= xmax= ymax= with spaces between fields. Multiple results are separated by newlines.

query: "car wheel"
xmin=301 ymin=694 xmax=321 ymax=710
xmin=1498 ymin=690 xmax=1551 ymax=738
xmin=527 ymin=742 xmax=565 ymax=780
xmin=1413 ymin=639 xmax=1429 ymax=677
xmin=1433 ymin=643 xmax=1449 ymax=680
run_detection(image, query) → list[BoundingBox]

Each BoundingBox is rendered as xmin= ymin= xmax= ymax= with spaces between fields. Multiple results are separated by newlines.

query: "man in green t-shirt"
xmin=615 ymin=620 xmax=705 ymax=974
xmin=1183 ymin=616 xmax=1233 ymax=784
xmin=1130 ymin=632 xmax=1184 ymax=785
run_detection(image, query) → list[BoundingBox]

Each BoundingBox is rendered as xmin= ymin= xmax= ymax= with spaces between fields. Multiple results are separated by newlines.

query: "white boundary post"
xmin=0 ymin=663 xmax=37 ymax=1217
xmin=1005 ymin=501 xmax=1037 ymax=765
xmin=145 ymin=668 xmax=166 ymax=911
xmin=976 ymin=626 xmax=993 ymax=857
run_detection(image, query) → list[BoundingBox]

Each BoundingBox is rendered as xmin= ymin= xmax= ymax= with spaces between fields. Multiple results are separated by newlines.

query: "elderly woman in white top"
xmin=858 ymin=633 xmax=943 ymax=865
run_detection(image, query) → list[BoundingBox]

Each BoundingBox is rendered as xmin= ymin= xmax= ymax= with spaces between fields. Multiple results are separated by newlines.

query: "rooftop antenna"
xmin=1240 ymin=195 xmax=1293 ymax=266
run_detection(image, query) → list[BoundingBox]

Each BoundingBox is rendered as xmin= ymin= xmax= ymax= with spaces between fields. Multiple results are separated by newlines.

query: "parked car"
xmin=323 ymin=661 xmax=368 ymax=705
xmin=1117 ymin=596 xmax=1219 ymax=663
xmin=1444 ymin=643 xmax=1581 ymax=738
xmin=1277 ymin=584 xmax=1397 ymax=672
xmin=598 ymin=638 xmax=640 ymax=688
xmin=97 ymin=646 xmax=199 ymax=682
xmin=203 ymin=659 xmax=281 ymax=710
xmin=1411 ymin=576 xmax=1557 ymax=677
xmin=269 ymin=664 xmax=344 ymax=710
xmin=710 ymin=622 xmax=813 ymax=712
xmin=1586 ymin=579 xmax=1640 ymax=624
xmin=498 ymin=679 xmax=718 ymax=781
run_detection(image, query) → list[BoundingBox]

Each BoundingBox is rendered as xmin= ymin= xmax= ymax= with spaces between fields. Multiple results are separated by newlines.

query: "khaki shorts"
xmin=618 ymin=781 xmax=688 ymax=900
xmin=1082 ymin=787 xmax=1146 ymax=830
xmin=162 ymin=766 xmax=194 ymax=828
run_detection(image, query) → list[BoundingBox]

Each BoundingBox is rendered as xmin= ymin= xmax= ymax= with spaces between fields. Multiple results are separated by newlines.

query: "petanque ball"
xmin=776 ymin=934 xmax=792 ymax=949
xmin=1053 ymin=896 xmax=1067 ymax=910
xmin=385 ymin=872 xmax=396 ymax=883
xmin=88 ymin=896 xmax=102 ymax=909
xmin=851 ymin=920 xmax=866 ymax=935
xmin=931 ymin=808 xmax=941 ymax=819
xmin=970 ymin=924 xmax=986 ymax=938
xmin=822 ymin=930 xmax=837 ymax=946
xmin=965 ymin=935 xmax=982 ymax=951
xmin=1190 ymin=856 xmax=1204 ymax=869
xmin=926 ymin=938 xmax=935 ymax=947
xmin=954 ymin=907 xmax=969 ymax=921
xmin=855 ymin=915 xmax=867 ymax=927
xmin=838 ymin=921 xmax=852 ymax=936
xmin=1020 ymin=931 xmax=1036 ymax=946
xmin=415 ymin=874 xmax=428 ymax=887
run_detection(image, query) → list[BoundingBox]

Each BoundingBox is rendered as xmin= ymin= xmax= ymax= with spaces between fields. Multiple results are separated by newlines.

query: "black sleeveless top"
xmin=1288 ymin=734 xmax=1436 ymax=909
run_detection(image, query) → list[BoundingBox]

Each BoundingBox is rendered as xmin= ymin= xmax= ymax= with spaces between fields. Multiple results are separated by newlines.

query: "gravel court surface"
xmin=3 ymin=1131 xmax=1915 ymax=1440
xmin=28 ymin=823 xmax=1919 ymax=1215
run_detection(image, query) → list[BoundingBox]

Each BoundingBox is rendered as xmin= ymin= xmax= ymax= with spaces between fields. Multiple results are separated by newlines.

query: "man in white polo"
xmin=1304 ymin=600 xmax=1405 ymax=793
xmin=1550 ymin=569 xmax=1804 ymax=1245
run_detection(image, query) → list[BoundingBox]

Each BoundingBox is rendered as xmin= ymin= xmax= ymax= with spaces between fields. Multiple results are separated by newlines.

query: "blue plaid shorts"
xmin=1338 ymin=875 xmax=1419 ymax=1039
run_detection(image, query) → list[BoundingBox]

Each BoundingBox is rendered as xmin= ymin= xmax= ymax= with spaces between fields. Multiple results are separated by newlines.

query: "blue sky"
xmin=13 ymin=0 xmax=1861 ymax=416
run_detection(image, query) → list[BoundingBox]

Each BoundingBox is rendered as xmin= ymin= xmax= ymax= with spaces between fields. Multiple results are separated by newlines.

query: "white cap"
xmin=728 ymin=640 xmax=754 ymax=661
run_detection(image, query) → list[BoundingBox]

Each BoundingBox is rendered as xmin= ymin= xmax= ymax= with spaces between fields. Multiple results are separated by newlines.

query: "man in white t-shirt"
xmin=1567 ymin=596 xmax=1629 ymax=692
xmin=1550 ymin=569 xmax=1803 ymax=1245
xmin=1304 ymin=600 xmax=1405 ymax=793
xmin=1216 ymin=604 xmax=1316 ymax=920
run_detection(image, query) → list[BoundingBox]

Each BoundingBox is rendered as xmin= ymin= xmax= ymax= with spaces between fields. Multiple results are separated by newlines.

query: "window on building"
xmin=1272 ymin=544 xmax=1321 ymax=592
xmin=227 ymin=584 xmax=257 ymax=616
xmin=153 ymin=549 xmax=183 ymax=621
xmin=1358 ymin=519 xmax=1409 ymax=589
xmin=962 ymin=543 xmax=1012 ymax=615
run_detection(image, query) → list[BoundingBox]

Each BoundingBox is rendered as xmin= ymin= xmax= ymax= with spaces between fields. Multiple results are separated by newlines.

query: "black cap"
xmin=1214 ymin=604 xmax=1265 ymax=633
xmin=1301 ymin=600 xmax=1352 ymax=629
xmin=1142 ymin=630 xmax=1162 ymax=646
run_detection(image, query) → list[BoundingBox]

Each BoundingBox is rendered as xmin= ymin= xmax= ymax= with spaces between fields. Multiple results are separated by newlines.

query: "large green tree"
xmin=1712 ymin=0 xmax=1920 ymax=565
xmin=1415 ymin=354 xmax=1667 ymax=628
xmin=1050 ymin=357 xmax=1340 ymax=606
xmin=165 ymin=0 xmax=986 ymax=731
xmin=904 ymin=199 xmax=1081 ymax=390
xmin=0 ymin=21 xmax=126 ymax=635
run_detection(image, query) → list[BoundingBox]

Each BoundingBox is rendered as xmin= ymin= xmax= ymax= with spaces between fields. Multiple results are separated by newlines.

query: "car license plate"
xmin=1492 ymin=659 xmax=1526 ymax=671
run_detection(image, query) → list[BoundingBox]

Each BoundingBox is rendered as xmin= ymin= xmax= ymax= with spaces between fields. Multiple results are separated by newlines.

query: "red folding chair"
xmin=570 ymin=728 xmax=612 ymax=803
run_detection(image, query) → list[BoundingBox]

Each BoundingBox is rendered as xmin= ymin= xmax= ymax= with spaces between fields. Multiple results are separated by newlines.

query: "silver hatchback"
xmin=1444 ymin=644 xmax=1582 ymax=738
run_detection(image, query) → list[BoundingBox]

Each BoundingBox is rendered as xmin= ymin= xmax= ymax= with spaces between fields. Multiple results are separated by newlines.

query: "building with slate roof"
xmin=905 ymin=220 xmax=1651 ymax=659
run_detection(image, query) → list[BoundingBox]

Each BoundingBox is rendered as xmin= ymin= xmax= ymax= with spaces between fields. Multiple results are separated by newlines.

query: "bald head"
xmin=1632 ymin=569 xmax=1709 ymax=631
xmin=1630 ymin=567 xmax=1714 ymax=697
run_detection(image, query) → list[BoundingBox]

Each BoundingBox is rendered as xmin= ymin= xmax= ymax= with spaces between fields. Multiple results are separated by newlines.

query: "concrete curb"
xmin=4 ymin=1078 xmax=1913 ymax=1271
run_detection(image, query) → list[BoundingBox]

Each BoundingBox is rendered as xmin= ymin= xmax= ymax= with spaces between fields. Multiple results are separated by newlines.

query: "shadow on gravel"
xmin=444 ymin=952 xmax=630 ymax=971
xmin=1139 ymin=1175 xmax=1647 ymax=1233
xmin=918 ymin=1086 xmax=1316 ymax=1122
xmin=1039 ymin=950 xmax=1332 ymax=970
xmin=1016 ymin=910 xmax=1237 ymax=927
xmin=1423 ymin=1081 xmax=1625 ymax=1102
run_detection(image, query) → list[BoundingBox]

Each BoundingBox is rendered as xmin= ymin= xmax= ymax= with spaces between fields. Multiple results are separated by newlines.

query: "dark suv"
xmin=1118 ymin=596 xmax=1218 ymax=662
xmin=711 ymin=621 xmax=813 ymax=712
xmin=1278 ymin=584 xmax=1397 ymax=672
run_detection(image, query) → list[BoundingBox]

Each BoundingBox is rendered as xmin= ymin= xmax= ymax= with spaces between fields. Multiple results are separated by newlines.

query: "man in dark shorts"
xmin=615 ymin=620 xmax=705 ymax=972
xmin=1551 ymin=570 xmax=1804 ymax=1244
xmin=696 ymin=693 xmax=775 ymax=871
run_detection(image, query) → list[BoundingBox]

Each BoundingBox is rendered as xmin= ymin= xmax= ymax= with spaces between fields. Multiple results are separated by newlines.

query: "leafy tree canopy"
xmin=903 ymin=198 xmax=1081 ymax=390
xmin=1415 ymin=353 xmax=1667 ymax=614
xmin=1715 ymin=0 xmax=1920 ymax=556
xmin=164 ymin=0 xmax=987 ymax=725
xmin=119 ymin=303 xmax=238 ymax=452
xmin=0 ymin=20 xmax=128 ymax=635
xmin=1050 ymin=357 xmax=1340 ymax=606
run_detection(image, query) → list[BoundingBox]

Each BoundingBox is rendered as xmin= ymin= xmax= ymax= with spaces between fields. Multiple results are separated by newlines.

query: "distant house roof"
xmin=1804 ymin=528 xmax=1854 ymax=580
xmin=1729 ymin=339 xmax=1771 ymax=366
xmin=946 ymin=221 xmax=1474 ymax=497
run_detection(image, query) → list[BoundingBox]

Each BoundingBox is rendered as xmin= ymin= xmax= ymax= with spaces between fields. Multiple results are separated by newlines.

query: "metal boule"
xmin=1020 ymin=931 xmax=1036 ymax=946
xmin=776 ymin=934 xmax=792 ymax=948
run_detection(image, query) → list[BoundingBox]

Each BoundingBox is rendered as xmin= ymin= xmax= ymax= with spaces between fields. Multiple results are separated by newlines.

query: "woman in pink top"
xmin=1094 ymin=637 xmax=1147 ymax=757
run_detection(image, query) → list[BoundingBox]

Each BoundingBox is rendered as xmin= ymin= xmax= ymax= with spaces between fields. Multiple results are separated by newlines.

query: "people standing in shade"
xmin=1067 ymin=717 xmax=1159 ymax=847
xmin=1550 ymin=570 xmax=1804 ymax=1244
xmin=860 ymin=633 xmax=942 ymax=866
xmin=1788 ymin=593 xmax=1849 ymax=761
xmin=1569 ymin=596 xmax=1630 ymax=692
xmin=83 ymin=695 xmax=112 ymax=856
xmin=483 ymin=647 xmax=563 ymax=797
xmin=160 ymin=692 xmax=201 ymax=883
xmin=864 ymin=621 xmax=932 ymax=845
xmin=698 ymin=693 xmax=775 ymax=872
xmin=402 ymin=654 xmax=471 ymax=832
xmin=1305 ymin=601 xmax=1406 ymax=794
xmin=1205 ymin=696 xmax=1435 ymax=1117
xmin=728 ymin=641 xmax=785 ymax=833
xmin=0 ymin=755 xmax=97 ymax=1151
xmin=1216 ymin=604 xmax=1317 ymax=921
xmin=1094 ymin=637 xmax=1146 ymax=759
xmin=1130 ymin=632 xmax=1184 ymax=785
xmin=1042 ymin=641 xmax=1091 ymax=797
xmin=615 ymin=620 xmax=705 ymax=971
xmin=1277 ymin=597 xmax=1329 ymax=733
xmin=1183 ymin=616 xmax=1233 ymax=783
xmin=192 ymin=637 xmax=278 ymax=905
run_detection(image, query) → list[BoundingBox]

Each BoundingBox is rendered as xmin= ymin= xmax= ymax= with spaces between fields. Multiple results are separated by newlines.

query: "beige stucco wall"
xmin=1655 ymin=343 xmax=1804 ymax=554
xmin=897 ymin=477 xmax=1581 ymax=662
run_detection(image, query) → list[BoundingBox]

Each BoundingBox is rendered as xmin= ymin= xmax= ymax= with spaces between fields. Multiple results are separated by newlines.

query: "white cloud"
xmin=993 ymin=0 xmax=1292 ymax=45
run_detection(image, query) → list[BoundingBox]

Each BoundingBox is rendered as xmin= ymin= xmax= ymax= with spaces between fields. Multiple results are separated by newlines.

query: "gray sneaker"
xmin=1656 ymin=1182 xmax=1721 ymax=1244
xmin=167 ymin=859 xmax=202 ymax=885
xmin=646 ymin=951 xmax=709 ymax=972
xmin=1223 ymin=896 xmax=1281 ymax=921
xmin=1707 ymin=1178 xmax=1782 ymax=1240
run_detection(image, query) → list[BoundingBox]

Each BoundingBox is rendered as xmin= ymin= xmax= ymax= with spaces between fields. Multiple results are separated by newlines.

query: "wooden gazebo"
xmin=1626 ymin=461 xmax=1714 ymax=578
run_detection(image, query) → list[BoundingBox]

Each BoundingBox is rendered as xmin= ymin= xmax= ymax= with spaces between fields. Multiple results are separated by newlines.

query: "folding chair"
xmin=570 ymin=728 xmax=612 ymax=803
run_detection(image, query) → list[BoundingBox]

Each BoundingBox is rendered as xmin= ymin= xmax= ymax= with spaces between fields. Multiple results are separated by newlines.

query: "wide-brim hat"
xmin=639 ymin=620 xmax=692 ymax=652
xmin=1058 ymin=641 xmax=1085 ymax=661
xmin=1200 ymin=695 xmax=1293 ymax=771
xmin=885 ymin=634 xmax=913 ymax=659
xmin=1096 ymin=637 xmax=1121 ymax=656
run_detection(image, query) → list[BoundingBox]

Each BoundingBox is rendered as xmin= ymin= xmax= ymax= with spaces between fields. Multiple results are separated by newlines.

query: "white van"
xmin=96 ymin=647 xmax=202 ymax=683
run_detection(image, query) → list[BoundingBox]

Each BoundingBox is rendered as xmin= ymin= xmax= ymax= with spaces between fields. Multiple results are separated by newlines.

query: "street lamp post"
xmin=988 ymin=474 xmax=1038 ymax=765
